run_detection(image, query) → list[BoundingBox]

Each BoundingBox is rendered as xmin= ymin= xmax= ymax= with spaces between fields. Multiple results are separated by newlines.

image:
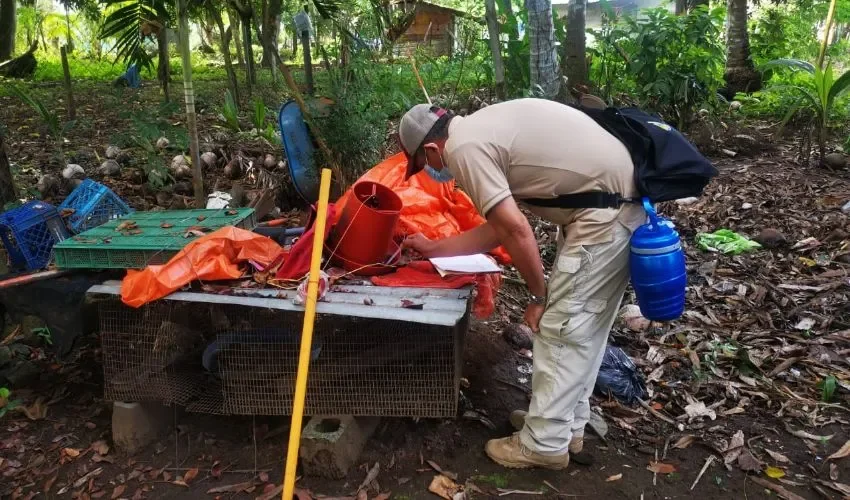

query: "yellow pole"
xmin=282 ymin=168 xmax=332 ymax=500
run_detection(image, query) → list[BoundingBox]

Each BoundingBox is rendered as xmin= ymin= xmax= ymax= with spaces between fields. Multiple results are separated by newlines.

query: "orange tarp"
xmin=120 ymin=226 xmax=284 ymax=308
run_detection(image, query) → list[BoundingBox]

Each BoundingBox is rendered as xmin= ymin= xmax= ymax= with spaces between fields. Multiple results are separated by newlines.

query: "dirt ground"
xmin=1 ymin=317 xmax=848 ymax=500
xmin=1 ymin=81 xmax=850 ymax=499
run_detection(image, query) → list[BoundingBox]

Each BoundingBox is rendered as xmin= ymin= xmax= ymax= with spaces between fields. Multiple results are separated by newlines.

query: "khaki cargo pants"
xmin=519 ymin=220 xmax=632 ymax=455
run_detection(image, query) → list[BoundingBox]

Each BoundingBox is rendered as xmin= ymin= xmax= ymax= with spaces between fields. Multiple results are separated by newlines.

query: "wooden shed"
xmin=392 ymin=1 xmax=465 ymax=57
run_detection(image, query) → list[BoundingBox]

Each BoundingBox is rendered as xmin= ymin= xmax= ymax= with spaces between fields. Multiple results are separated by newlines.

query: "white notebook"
xmin=429 ymin=254 xmax=501 ymax=277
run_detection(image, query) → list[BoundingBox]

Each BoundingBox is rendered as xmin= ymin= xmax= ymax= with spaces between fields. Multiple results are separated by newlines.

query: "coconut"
xmin=37 ymin=174 xmax=61 ymax=198
xmin=173 ymin=165 xmax=193 ymax=180
xmin=63 ymin=178 xmax=83 ymax=194
xmin=174 ymin=181 xmax=193 ymax=196
xmin=619 ymin=304 xmax=650 ymax=332
xmin=824 ymin=152 xmax=847 ymax=170
xmin=62 ymin=164 xmax=86 ymax=180
xmin=155 ymin=190 xmax=173 ymax=208
xmin=99 ymin=160 xmax=121 ymax=177
xmin=200 ymin=152 xmax=218 ymax=169
xmin=171 ymin=154 xmax=188 ymax=172
xmin=105 ymin=145 xmax=122 ymax=159
xmin=263 ymin=154 xmax=276 ymax=169
xmin=156 ymin=137 xmax=170 ymax=149
xmin=223 ymin=159 xmax=243 ymax=180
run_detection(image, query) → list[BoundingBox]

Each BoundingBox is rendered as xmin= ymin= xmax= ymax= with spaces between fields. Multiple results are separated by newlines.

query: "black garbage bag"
xmin=594 ymin=345 xmax=648 ymax=405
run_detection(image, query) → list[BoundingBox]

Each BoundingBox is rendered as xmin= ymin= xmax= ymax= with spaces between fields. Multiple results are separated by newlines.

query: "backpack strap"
xmin=521 ymin=191 xmax=637 ymax=209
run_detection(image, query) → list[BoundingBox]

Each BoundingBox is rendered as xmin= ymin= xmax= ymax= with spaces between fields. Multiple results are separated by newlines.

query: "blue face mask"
xmin=424 ymin=164 xmax=454 ymax=183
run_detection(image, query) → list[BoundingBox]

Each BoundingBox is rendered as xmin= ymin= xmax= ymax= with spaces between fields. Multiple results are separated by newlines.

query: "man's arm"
xmin=404 ymin=222 xmax=500 ymax=257
xmin=485 ymin=197 xmax=546 ymax=298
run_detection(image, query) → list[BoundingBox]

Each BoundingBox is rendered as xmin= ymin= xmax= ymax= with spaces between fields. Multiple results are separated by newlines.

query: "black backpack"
xmin=521 ymin=106 xmax=718 ymax=209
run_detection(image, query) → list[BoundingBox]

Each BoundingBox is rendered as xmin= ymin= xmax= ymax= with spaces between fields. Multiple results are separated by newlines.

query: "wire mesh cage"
xmin=98 ymin=290 xmax=468 ymax=418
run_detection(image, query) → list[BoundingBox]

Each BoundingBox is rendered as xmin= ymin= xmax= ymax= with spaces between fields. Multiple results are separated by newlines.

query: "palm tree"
xmin=724 ymin=0 xmax=762 ymax=97
xmin=526 ymin=0 xmax=560 ymax=99
xmin=176 ymin=0 xmax=203 ymax=206
xmin=99 ymin=0 xmax=173 ymax=98
xmin=484 ymin=0 xmax=506 ymax=100
xmin=562 ymin=0 xmax=587 ymax=98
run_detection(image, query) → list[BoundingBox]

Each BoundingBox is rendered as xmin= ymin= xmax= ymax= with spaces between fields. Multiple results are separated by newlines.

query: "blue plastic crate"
xmin=0 ymin=201 xmax=70 ymax=271
xmin=59 ymin=179 xmax=133 ymax=234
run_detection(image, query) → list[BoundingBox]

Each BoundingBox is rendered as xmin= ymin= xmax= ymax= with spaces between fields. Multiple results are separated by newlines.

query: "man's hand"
xmin=524 ymin=302 xmax=545 ymax=333
xmin=402 ymin=233 xmax=436 ymax=258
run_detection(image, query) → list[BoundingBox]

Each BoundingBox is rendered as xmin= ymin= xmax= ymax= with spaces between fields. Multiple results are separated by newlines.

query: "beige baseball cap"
xmin=398 ymin=104 xmax=447 ymax=157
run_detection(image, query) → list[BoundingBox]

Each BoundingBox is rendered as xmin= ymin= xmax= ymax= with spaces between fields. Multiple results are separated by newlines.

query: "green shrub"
xmin=589 ymin=6 xmax=726 ymax=126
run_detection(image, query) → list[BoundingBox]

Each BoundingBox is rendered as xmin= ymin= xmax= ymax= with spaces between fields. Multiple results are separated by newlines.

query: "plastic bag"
xmin=695 ymin=229 xmax=761 ymax=255
xmin=594 ymin=345 xmax=648 ymax=405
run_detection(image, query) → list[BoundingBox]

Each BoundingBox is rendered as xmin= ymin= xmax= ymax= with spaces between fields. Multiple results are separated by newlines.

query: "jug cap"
xmin=631 ymin=198 xmax=680 ymax=250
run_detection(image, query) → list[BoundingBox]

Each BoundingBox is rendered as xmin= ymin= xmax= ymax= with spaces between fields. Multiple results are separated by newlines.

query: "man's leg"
xmin=570 ymin=289 xmax=626 ymax=443
xmin=518 ymin=222 xmax=632 ymax=455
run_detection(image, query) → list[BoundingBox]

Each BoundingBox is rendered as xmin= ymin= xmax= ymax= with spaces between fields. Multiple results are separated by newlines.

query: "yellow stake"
xmin=282 ymin=168 xmax=333 ymax=500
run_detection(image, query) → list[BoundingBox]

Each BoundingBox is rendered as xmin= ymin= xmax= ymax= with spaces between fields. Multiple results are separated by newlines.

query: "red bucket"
xmin=329 ymin=181 xmax=402 ymax=273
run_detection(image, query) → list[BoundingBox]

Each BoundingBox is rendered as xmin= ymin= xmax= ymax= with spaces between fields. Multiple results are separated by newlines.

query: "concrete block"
xmin=299 ymin=415 xmax=379 ymax=479
xmin=112 ymin=402 xmax=172 ymax=453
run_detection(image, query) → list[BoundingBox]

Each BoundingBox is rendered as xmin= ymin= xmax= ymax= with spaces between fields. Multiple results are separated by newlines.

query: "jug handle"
xmin=642 ymin=197 xmax=660 ymax=229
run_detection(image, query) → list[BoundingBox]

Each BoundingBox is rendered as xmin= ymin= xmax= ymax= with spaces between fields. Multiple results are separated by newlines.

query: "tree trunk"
xmin=526 ymin=0 xmax=560 ymax=99
xmin=0 ymin=0 xmax=16 ymax=61
xmin=674 ymin=0 xmax=686 ymax=15
xmin=563 ymin=0 xmax=587 ymax=97
xmin=0 ymin=130 xmax=18 ymax=207
xmin=817 ymin=0 xmax=837 ymax=69
xmin=64 ymin=5 xmax=74 ymax=53
xmin=157 ymin=24 xmax=170 ymax=101
xmin=208 ymin=4 xmax=239 ymax=103
xmin=723 ymin=0 xmax=761 ymax=97
xmin=301 ymin=29 xmax=313 ymax=95
xmin=232 ymin=9 xmax=244 ymax=66
xmin=260 ymin=0 xmax=281 ymax=67
xmin=176 ymin=0 xmax=204 ymax=207
xmin=231 ymin=0 xmax=256 ymax=88
xmin=60 ymin=45 xmax=75 ymax=120
xmin=484 ymin=0 xmax=506 ymax=100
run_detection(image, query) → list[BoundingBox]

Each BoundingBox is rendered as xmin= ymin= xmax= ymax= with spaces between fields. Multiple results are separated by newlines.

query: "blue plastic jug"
xmin=629 ymin=198 xmax=686 ymax=321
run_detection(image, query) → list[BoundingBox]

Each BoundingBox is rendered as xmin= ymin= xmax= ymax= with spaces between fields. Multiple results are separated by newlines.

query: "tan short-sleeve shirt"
xmin=444 ymin=98 xmax=646 ymax=245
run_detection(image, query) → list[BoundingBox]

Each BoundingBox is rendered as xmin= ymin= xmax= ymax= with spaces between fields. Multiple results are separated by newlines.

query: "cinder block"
xmin=112 ymin=402 xmax=172 ymax=453
xmin=299 ymin=415 xmax=379 ymax=479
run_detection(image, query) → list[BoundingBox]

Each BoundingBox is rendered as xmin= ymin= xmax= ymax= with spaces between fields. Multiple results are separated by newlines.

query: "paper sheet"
xmin=429 ymin=254 xmax=501 ymax=276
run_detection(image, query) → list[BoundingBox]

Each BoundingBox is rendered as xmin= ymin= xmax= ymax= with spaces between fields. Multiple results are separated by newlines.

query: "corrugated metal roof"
xmin=88 ymin=282 xmax=472 ymax=327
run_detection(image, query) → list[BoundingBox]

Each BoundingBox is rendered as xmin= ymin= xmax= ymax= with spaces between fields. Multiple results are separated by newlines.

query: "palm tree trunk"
xmin=0 ymin=0 xmax=15 ymax=62
xmin=177 ymin=0 xmax=204 ymax=207
xmin=260 ymin=0 xmax=282 ymax=67
xmin=484 ymin=0 xmax=506 ymax=100
xmin=817 ymin=0 xmax=837 ymax=69
xmin=208 ymin=3 xmax=239 ymax=103
xmin=563 ymin=0 xmax=587 ymax=97
xmin=64 ymin=5 xmax=74 ymax=53
xmin=526 ymin=0 xmax=560 ymax=99
xmin=157 ymin=25 xmax=171 ymax=101
xmin=723 ymin=0 xmax=761 ymax=97
xmin=232 ymin=8 xmax=244 ymax=66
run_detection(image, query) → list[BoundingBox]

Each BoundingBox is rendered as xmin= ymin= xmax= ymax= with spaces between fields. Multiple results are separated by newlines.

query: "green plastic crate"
xmin=54 ymin=208 xmax=257 ymax=269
